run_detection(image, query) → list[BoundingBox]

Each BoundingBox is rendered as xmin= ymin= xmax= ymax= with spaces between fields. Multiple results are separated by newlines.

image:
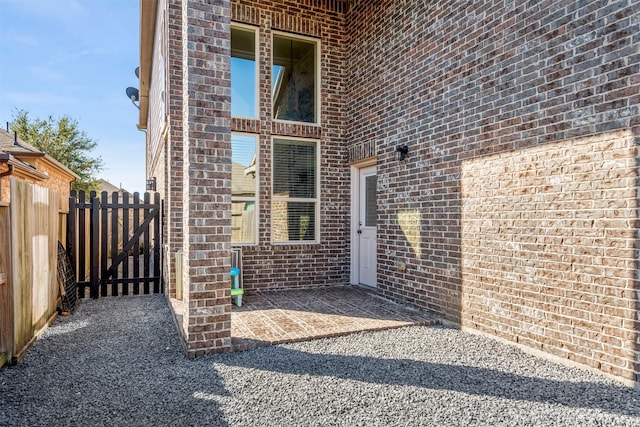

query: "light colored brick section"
xmin=461 ymin=131 xmax=638 ymax=383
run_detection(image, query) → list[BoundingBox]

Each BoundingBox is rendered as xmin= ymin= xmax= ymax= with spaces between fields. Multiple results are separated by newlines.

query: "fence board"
xmin=90 ymin=193 xmax=99 ymax=299
xmin=9 ymin=178 xmax=59 ymax=362
xmin=77 ymin=190 xmax=87 ymax=292
xmin=122 ymin=192 xmax=129 ymax=296
xmin=143 ymin=192 xmax=150 ymax=294
xmin=100 ymin=191 xmax=108 ymax=296
xmin=110 ymin=191 xmax=119 ymax=295
xmin=0 ymin=202 xmax=12 ymax=367
xmin=133 ymin=192 xmax=140 ymax=294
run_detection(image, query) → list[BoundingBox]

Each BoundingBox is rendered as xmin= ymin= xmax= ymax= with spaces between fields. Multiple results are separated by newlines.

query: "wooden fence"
xmin=0 ymin=178 xmax=63 ymax=367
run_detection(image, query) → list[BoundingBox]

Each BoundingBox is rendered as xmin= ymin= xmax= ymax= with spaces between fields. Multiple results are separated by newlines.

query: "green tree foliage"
xmin=10 ymin=109 xmax=104 ymax=192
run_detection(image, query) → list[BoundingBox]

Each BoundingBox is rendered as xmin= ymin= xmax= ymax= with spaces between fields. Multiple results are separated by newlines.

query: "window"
xmin=231 ymin=26 xmax=257 ymax=118
xmin=272 ymin=34 xmax=318 ymax=124
xmin=232 ymin=134 xmax=258 ymax=244
xmin=272 ymin=138 xmax=318 ymax=243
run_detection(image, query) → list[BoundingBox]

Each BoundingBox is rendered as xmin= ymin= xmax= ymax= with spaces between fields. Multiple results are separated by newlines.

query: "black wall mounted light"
xmin=146 ymin=177 xmax=157 ymax=192
xmin=395 ymin=145 xmax=409 ymax=161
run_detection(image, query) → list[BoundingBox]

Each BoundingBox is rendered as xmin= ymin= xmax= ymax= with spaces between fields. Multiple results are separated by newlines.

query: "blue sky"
xmin=0 ymin=0 xmax=145 ymax=193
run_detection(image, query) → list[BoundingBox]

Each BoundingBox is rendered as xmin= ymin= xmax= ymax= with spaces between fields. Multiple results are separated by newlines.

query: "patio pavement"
xmin=231 ymin=286 xmax=439 ymax=351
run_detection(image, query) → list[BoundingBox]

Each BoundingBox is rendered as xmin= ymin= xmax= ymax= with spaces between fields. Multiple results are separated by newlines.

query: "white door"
xmin=358 ymin=166 xmax=377 ymax=287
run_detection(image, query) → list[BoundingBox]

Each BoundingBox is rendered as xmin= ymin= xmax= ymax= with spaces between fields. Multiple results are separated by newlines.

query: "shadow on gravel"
xmin=218 ymin=345 xmax=640 ymax=418
xmin=0 ymin=296 xmax=230 ymax=426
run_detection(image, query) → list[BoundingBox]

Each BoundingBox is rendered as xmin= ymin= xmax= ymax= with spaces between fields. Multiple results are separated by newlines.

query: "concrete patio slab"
xmin=231 ymin=286 xmax=439 ymax=351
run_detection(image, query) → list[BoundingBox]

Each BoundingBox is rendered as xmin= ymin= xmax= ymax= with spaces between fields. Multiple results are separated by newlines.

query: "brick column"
xmin=180 ymin=0 xmax=232 ymax=356
xmin=165 ymin=0 xmax=184 ymax=299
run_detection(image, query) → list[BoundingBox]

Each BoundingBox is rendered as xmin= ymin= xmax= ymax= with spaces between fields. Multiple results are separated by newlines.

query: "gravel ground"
xmin=1 ymin=295 xmax=639 ymax=427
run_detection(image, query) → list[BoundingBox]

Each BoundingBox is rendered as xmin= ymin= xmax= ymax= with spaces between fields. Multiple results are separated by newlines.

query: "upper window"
xmin=232 ymin=134 xmax=258 ymax=244
xmin=272 ymin=34 xmax=318 ymax=124
xmin=272 ymin=138 xmax=318 ymax=243
xmin=231 ymin=26 xmax=257 ymax=118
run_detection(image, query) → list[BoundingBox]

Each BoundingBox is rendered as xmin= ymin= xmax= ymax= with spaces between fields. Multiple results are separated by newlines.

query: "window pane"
xmin=232 ymin=134 xmax=257 ymax=244
xmin=365 ymin=175 xmax=377 ymax=227
xmin=231 ymin=27 xmax=256 ymax=118
xmin=273 ymin=139 xmax=316 ymax=199
xmin=272 ymin=201 xmax=316 ymax=242
xmin=272 ymin=35 xmax=316 ymax=123
xmin=232 ymin=134 xmax=257 ymax=197
xmin=232 ymin=201 xmax=255 ymax=243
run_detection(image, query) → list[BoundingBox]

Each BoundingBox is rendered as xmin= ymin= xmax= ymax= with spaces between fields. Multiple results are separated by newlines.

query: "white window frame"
xmin=271 ymin=136 xmax=321 ymax=244
xmin=231 ymin=22 xmax=259 ymax=119
xmin=271 ymin=31 xmax=321 ymax=126
xmin=231 ymin=132 xmax=259 ymax=246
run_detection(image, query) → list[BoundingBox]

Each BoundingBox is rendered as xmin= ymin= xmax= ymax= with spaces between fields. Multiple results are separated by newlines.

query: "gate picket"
xmin=90 ymin=192 xmax=99 ymax=299
xmin=100 ymin=192 xmax=108 ymax=296
xmin=77 ymin=190 xmax=87 ymax=293
xmin=143 ymin=192 xmax=150 ymax=294
xmin=110 ymin=191 xmax=118 ymax=296
xmin=133 ymin=192 xmax=140 ymax=294
xmin=122 ymin=192 xmax=129 ymax=296
xmin=68 ymin=190 xmax=163 ymax=298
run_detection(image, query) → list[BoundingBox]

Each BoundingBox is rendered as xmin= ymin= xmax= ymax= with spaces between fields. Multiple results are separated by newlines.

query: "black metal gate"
xmin=67 ymin=190 xmax=163 ymax=298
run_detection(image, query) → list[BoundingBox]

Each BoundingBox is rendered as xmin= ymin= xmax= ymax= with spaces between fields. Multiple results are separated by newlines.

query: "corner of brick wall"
xmin=179 ymin=0 xmax=233 ymax=356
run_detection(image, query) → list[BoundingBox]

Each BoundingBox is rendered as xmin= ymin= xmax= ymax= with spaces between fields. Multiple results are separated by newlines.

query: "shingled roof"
xmin=0 ymin=129 xmax=79 ymax=180
xmin=0 ymin=129 xmax=42 ymax=156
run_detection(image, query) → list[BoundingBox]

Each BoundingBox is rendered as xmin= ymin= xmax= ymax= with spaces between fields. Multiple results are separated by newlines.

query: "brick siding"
xmin=166 ymin=0 xmax=185 ymax=299
xmin=230 ymin=0 xmax=350 ymax=292
xmin=0 ymin=159 xmax=74 ymax=203
xmin=178 ymin=0 xmax=233 ymax=356
xmin=461 ymin=132 xmax=637 ymax=380
xmin=345 ymin=0 xmax=639 ymax=384
xmin=149 ymin=0 xmax=640 ymax=383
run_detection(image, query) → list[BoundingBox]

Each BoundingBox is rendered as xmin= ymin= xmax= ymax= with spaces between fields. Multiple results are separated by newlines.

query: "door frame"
xmin=350 ymin=158 xmax=377 ymax=286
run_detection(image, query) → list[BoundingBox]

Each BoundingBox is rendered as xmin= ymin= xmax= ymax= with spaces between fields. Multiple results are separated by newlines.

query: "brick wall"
xmin=345 ymin=0 xmax=639 ymax=383
xmin=149 ymin=0 xmax=639 ymax=383
xmin=0 ymin=160 xmax=73 ymax=203
xmin=148 ymin=0 xmax=186 ymax=300
xmin=164 ymin=0 xmax=185 ymax=298
xmin=32 ymin=159 xmax=74 ymax=201
xmin=231 ymin=0 xmax=350 ymax=291
xmin=461 ymin=131 xmax=637 ymax=381
xmin=177 ymin=0 xmax=233 ymax=356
